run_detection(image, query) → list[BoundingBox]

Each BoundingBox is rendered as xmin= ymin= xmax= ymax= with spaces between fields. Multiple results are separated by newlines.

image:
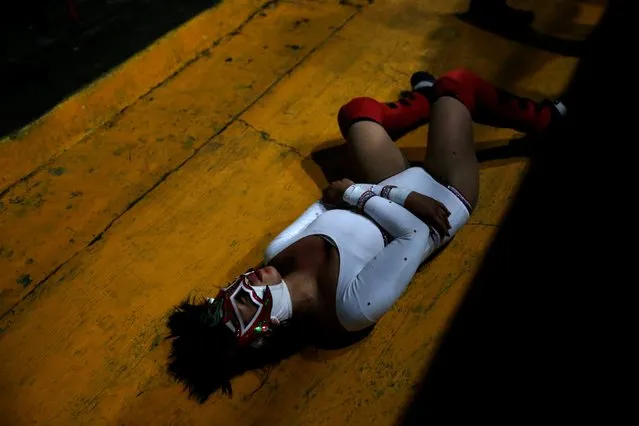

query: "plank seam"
xmin=237 ymin=119 xmax=305 ymax=158
xmin=466 ymin=221 xmax=499 ymax=227
xmin=0 ymin=10 xmax=361 ymax=326
xmin=0 ymin=0 xmax=281 ymax=198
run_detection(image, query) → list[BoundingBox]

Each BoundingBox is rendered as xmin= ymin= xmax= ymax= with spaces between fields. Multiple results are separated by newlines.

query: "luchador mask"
xmin=206 ymin=272 xmax=276 ymax=348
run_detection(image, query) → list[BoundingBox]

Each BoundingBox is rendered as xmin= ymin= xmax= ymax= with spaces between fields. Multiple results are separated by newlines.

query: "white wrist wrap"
xmin=386 ymin=187 xmax=411 ymax=206
xmin=344 ymin=184 xmax=412 ymax=206
xmin=343 ymin=184 xmax=379 ymax=206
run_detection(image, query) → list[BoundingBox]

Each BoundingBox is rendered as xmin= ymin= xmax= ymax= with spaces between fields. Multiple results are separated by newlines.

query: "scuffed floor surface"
xmin=0 ymin=0 xmax=601 ymax=424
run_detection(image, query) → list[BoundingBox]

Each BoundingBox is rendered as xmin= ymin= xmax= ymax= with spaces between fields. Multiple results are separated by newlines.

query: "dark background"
xmin=401 ymin=1 xmax=629 ymax=422
xmin=1 ymin=0 xmax=218 ymax=138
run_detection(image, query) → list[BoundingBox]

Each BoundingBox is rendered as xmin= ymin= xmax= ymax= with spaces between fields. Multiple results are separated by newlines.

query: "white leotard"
xmin=264 ymin=167 xmax=471 ymax=332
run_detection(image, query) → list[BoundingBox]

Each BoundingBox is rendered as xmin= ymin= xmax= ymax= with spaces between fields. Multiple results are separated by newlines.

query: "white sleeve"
xmin=264 ymin=201 xmax=326 ymax=263
xmin=346 ymin=183 xmax=412 ymax=206
xmin=338 ymin=193 xmax=434 ymax=331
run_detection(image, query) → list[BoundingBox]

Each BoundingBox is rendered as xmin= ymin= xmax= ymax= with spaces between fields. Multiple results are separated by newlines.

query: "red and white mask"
xmin=208 ymin=272 xmax=277 ymax=348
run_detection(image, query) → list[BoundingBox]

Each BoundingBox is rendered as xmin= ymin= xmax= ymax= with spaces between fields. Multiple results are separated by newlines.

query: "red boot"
xmin=430 ymin=68 xmax=565 ymax=134
xmin=338 ymin=72 xmax=436 ymax=140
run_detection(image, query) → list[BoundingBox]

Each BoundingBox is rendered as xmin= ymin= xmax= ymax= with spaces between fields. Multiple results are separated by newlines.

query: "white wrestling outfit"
xmin=264 ymin=167 xmax=471 ymax=332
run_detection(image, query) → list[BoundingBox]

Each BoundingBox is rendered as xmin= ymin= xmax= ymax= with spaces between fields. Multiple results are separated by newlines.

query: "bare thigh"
xmin=345 ymin=121 xmax=409 ymax=183
xmin=424 ymin=96 xmax=479 ymax=208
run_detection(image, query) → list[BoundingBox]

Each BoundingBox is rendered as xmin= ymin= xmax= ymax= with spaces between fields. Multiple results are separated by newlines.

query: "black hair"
xmin=166 ymin=297 xmax=305 ymax=402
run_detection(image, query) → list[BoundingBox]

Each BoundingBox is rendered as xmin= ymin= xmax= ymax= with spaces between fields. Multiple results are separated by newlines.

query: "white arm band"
xmin=343 ymin=183 xmax=412 ymax=206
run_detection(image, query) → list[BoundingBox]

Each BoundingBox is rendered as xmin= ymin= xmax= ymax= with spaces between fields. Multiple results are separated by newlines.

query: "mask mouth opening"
xmin=209 ymin=272 xmax=276 ymax=348
xmin=234 ymin=288 xmax=260 ymax=323
xmin=227 ymin=276 xmax=266 ymax=335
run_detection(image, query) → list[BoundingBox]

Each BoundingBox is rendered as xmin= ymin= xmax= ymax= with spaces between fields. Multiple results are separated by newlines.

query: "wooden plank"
xmin=0 ymin=0 xmax=359 ymax=317
xmin=0 ymin=121 xmax=324 ymax=424
xmin=93 ymin=226 xmax=498 ymax=426
xmin=0 ymin=117 xmax=494 ymax=425
xmin=0 ymin=0 xmax=268 ymax=193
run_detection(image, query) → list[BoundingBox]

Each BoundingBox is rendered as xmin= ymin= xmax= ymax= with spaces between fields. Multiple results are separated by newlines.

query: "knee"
xmin=434 ymin=68 xmax=480 ymax=112
xmin=337 ymin=97 xmax=383 ymax=139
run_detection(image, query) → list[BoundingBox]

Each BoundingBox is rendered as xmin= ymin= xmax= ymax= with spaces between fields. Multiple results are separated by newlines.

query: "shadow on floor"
xmin=398 ymin=0 xmax=626 ymax=422
xmin=455 ymin=8 xmax=585 ymax=57
xmin=0 ymin=0 xmax=222 ymax=138
xmin=307 ymin=136 xmax=532 ymax=187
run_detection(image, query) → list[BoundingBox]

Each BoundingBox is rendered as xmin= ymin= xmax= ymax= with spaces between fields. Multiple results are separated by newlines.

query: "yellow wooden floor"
xmin=0 ymin=0 xmax=600 ymax=424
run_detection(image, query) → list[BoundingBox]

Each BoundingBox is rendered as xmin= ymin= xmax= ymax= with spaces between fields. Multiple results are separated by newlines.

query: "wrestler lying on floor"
xmin=167 ymin=68 xmax=566 ymax=400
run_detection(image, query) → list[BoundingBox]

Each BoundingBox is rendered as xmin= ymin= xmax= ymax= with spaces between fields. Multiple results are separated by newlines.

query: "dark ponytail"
xmin=167 ymin=297 xmax=305 ymax=402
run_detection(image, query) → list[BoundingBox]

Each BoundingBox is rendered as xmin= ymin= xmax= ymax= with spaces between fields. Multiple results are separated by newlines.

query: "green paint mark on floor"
xmin=16 ymin=274 xmax=32 ymax=287
xmin=48 ymin=167 xmax=66 ymax=176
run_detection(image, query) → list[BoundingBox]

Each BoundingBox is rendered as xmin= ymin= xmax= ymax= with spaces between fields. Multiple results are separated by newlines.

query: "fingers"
xmin=436 ymin=205 xmax=451 ymax=238
xmin=438 ymin=200 xmax=451 ymax=216
xmin=439 ymin=216 xmax=451 ymax=238
xmin=441 ymin=213 xmax=451 ymax=236
xmin=328 ymin=179 xmax=355 ymax=193
xmin=432 ymin=221 xmax=446 ymax=240
xmin=321 ymin=188 xmax=335 ymax=205
xmin=430 ymin=210 xmax=449 ymax=240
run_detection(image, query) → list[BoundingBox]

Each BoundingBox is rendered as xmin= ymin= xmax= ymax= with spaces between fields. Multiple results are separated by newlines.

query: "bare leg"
xmin=338 ymin=91 xmax=433 ymax=183
xmin=344 ymin=121 xmax=409 ymax=183
xmin=341 ymin=68 xmax=559 ymax=191
xmin=424 ymin=97 xmax=479 ymax=209
xmin=431 ymin=68 xmax=560 ymax=134
xmin=420 ymin=67 xmax=566 ymax=209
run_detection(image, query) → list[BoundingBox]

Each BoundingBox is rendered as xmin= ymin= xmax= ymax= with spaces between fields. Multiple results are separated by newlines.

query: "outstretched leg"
xmin=419 ymin=68 xmax=565 ymax=209
xmin=430 ymin=68 xmax=563 ymax=134
xmin=340 ymin=121 xmax=408 ymax=184
xmin=337 ymin=75 xmax=435 ymax=183
xmin=425 ymin=96 xmax=479 ymax=209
